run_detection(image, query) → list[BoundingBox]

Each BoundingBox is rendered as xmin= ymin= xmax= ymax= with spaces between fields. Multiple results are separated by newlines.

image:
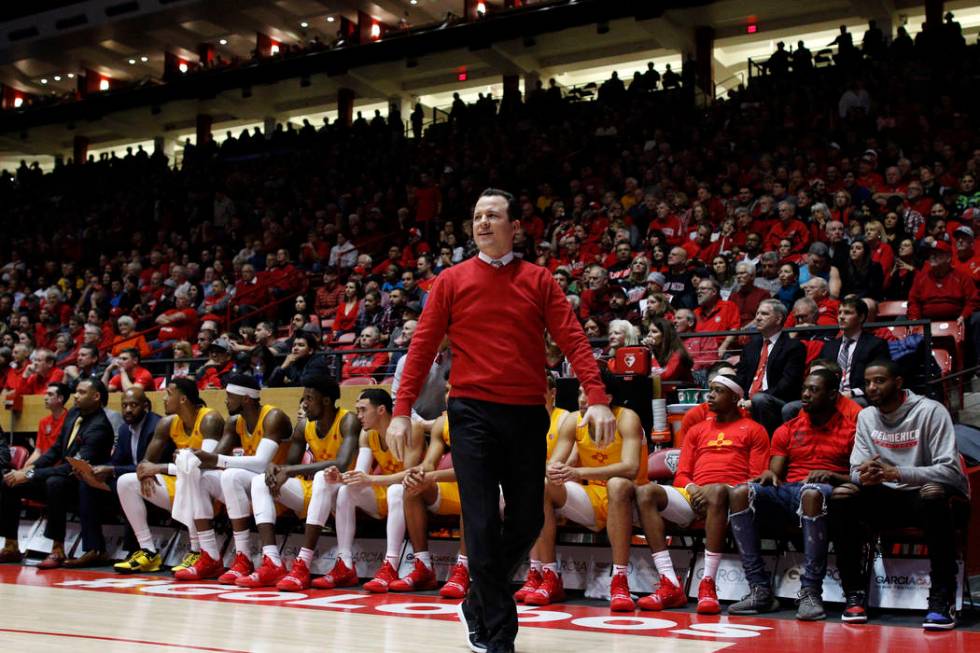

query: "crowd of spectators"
xmin=2 ymin=23 xmax=980 ymax=407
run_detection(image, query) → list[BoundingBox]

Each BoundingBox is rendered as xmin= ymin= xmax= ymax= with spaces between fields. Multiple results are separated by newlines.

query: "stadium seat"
xmin=646 ymin=448 xmax=680 ymax=483
xmin=877 ymin=301 xmax=907 ymax=319
xmin=9 ymin=445 xmax=29 ymax=470
xmin=931 ymin=320 xmax=965 ymax=369
xmin=340 ymin=377 xmax=376 ymax=386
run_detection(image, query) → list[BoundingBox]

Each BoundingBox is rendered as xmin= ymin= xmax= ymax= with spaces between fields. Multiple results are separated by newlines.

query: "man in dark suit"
xmin=0 ymin=379 xmax=114 ymax=568
xmin=65 ymin=386 xmax=163 ymax=567
xmin=819 ymin=297 xmax=890 ymax=407
xmin=736 ymin=299 xmax=807 ymax=434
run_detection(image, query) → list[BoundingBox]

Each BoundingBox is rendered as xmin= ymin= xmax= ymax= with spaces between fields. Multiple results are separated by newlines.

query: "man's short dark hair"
xmin=839 ymin=296 xmax=869 ymax=321
xmin=867 ymin=359 xmax=902 ymax=378
xmin=807 ymin=368 xmax=840 ymax=393
xmin=301 ymin=355 xmax=340 ymax=401
xmin=293 ymin=331 xmax=319 ymax=351
xmin=81 ymin=378 xmax=109 ymax=406
xmin=479 ymin=188 xmax=519 ymax=220
xmin=80 ymin=344 xmax=100 ymax=359
xmin=359 ymin=387 xmax=393 ymax=414
xmin=48 ymin=382 xmax=70 ymax=404
xmin=171 ymin=377 xmax=204 ymax=406
xmin=122 ymin=347 xmax=141 ymax=362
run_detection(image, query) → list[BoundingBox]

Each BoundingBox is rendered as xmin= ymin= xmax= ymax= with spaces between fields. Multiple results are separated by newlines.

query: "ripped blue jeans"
xmin=729 ymin=481 xmax=832 ymax=590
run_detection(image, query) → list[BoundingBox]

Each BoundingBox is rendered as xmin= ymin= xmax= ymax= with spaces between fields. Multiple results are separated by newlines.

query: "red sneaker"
xmin=174 ymin=550 xmax=225 ymax=581
xmin=390 ymin=558 xmax=438 ymax=592
xmin=696 ymin=577 xmax=721 ymax=614
xmin=363 ymin=561 xmax=399 ymax=593
xmin=524 ymin=568 xmax=565 ymax=606
xmin=514 ymin=568 xmax=542 ymax=602
xmin=609 ymin=572 xmax=635 ymax=612
xmin=277 ymin=558 xmax=312 ymax=591
xmin=637 ymin=576 xmax=688 ymax=611
xmin=439 ymin=562 xmax=470 ymax=599
xmin=217 ymin=552 xmax=254 ymax=585
xmin=235 ymin=555 xmax=287 ymax=588
xmin=312 ymin=558 xmax=359 ymax=589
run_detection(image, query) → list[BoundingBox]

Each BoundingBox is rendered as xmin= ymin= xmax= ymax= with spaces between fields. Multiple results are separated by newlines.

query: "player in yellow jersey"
xmin=169 ymin=374 xmax=292 ymax=582
xmin=114 ymin=378 xmax=224 ymax=575
xmin=514 ymin=373 xmax=576 ymax=601
xmin=244 ymin=365 xmax=360 ymax=590
xmin=523 ymin=372 xmax=647 ymax=608
xmin=391 ymin=379 xmax=471 ymax=598
xmin=319 ymin=388 xmax=423 ymax=592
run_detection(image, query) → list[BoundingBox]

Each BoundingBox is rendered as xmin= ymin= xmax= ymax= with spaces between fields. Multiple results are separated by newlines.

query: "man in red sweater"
xmin=634 ymin=374 xmax=768 ymax=615
xmin=764 ymin=201 xmax=811 ymax=254
xmin=387 ymin=188 xmax=614 ymax=653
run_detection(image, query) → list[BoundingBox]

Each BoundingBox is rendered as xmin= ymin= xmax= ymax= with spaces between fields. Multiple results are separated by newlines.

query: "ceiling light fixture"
xmin=140 ymin=55 xmax=149 ymax=62
xmin=128 ymin=58 xmax=136 ymax=64
xmin=219 ymin=38 xmax=228 ymax=45
xmin=40 ymin=78 xmax=48 ymax=84
xmin=53 ymin=75 xmax=62 ymax=81
xmin=300 ymin=21 xmax=309 ymax=28
xmin=327 ymin=16 xmax=335 ymax=22
xmin=67 ymin=73 xmax=75 ymax=78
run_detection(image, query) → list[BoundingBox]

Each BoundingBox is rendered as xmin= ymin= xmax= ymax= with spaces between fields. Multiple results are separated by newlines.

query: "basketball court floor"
xmin=0 ymin=564 xmax=976 ymax=653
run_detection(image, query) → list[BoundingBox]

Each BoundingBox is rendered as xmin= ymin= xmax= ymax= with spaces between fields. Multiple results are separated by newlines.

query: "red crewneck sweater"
xmin=394 ymin=256 xmax=608 ymax=417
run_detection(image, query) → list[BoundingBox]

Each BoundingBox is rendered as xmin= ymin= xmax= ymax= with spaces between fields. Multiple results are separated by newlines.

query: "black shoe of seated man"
xmin=456 ymin=599 xmax=489 ymax=653
xmin=487 ymin=641 xmax=516 ymax=653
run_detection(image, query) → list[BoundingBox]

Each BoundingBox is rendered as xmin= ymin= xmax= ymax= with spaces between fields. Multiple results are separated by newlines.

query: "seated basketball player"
xmin=238 ymin=364 xmax=360 ymax=589
xmin=174 ymin=373 xmax=291 ymax=582
xmin=728 ymin=369 xmax=855 ymax=621
xmin=390 ymin=379 xmax=468 ymax=597
xmin=114 ymin=379 xmax=224 ymax=574
xmin=522 ymin=372 xmax=647 ymax=608
xmin=633 ymin=374 xmax=769 ymax=614
xmin=513 ymin=374 xmax=576 ymax=601
xmin=317 ymin=388 xmax=421 ymax=592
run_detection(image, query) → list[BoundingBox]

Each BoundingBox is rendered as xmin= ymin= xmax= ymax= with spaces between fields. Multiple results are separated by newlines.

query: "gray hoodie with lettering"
xmin=850 ymin=390 xmax=969 ymax=496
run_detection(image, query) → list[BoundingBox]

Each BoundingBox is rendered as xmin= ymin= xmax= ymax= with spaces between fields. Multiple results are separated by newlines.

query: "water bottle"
xmin=255 ymin=361 xmax=264 ymax=387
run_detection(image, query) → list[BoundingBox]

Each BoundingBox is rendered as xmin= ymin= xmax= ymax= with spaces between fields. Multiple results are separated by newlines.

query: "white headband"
xmin=710 ymin=375 xmax=744 ymax=400
xmin=226 ymin=384 xmax=261 ymax=399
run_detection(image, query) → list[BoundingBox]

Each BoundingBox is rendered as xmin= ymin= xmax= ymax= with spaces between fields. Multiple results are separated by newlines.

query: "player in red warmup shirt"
xmin=728 ymin=370 xmax=855 ymax=621
xmin=634 ymin=374 xmax=768 ymax=615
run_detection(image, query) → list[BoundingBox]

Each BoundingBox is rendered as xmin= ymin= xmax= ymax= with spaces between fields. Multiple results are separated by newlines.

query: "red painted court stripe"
xmin=0 ymin=627 xmax=248 ymax=652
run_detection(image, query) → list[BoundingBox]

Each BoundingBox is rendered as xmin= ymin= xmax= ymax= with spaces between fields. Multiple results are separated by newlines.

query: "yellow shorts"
xmin=373 ymin=485 xmax=389 ymax=518
xmin=162 ymin=474 xmax=176 ymax=503
xmin=278 ymin=476 xmax=313 ymax=519
xmin=584 ymin=484 xmax=609 ymax=531
xmin=432 ymin=482 xmax=461 ymax=516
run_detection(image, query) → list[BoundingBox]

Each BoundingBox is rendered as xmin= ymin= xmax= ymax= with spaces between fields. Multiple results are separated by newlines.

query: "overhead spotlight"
xmin=178 ymin=62 xmax=188 ymax=73
xmin=53 ymin=75 xmax=62 ymax=81
xmin=219 ymin=38 xmax=228 ymax=45
xmin=410 ymin=0 xmax=418 ymax=5
xmin=40 ymin=78 xmax=48 ymax=84
xmin=128 ymin=58 xmax=136 ymax=64
xmin=327 ymin=16 xmax=335 ymax=22
xmin=270 ymin=43 xmax=280 ymax=55
xmin=140 ymin=55 xmax=149 ymax=62
xmin=300 ymin=21 xmax=309 ymax=28
xmin=476 ymin=2 xmax=487 ymax=16
xmin=597 ymin=21 xmax=609 ymax=34
xmin=99 ymin=78 xmax=110 ymax=91
xmin=67 ymin=73 xmax=75 ymax=79
xmin=13 ymin=97 xmax=23 ymax=108
xmin=370 ymin=22 xmax=381 ymax=40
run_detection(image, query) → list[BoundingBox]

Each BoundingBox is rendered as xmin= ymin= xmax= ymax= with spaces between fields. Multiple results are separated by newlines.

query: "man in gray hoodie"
xmin=835 ymin=359 xmax=968 ymax=631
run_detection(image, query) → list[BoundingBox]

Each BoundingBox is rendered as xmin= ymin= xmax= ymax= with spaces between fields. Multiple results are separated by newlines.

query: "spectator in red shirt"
xmin=649 ymin=200 xmax=683 ymax=246
xmin=693 ymin=278 xmax=740 ymax=361
xmin=416 ymin=253 xmax=438 ymax=292
xmin=27 ymin=382 xmax=70 ymax=467
xmin=908 ymin=241 xmax=978 ymax=322
xmin=579 ymin=265 xmax=612 ymax=319
xmin=730 ymin=262 xmax=772 ymax=327
xmin=102 ymin=348 xmax=154 ymax=392
xmin=332 ymin=280 xmax=362 ymax=336
xmin=786 ymin=278 xmax=839 ymax=327
xmin=16 ymin=349 xmax=65 ymax=395
xmin=682 ymin=225 xmax=716 ymax=264
xmin=314 ymin=267 xmax=344 ymax=320
xmin=863 ymin=221 xmax=895 ymax=286
xmin=642 ymin=317 xmax=693 ymax=384
xmin=231 ymin=264 xmax=270 ymax=321
xmin=728 ymin=369 xmax=855 ymax=620
xmin=632 ymin=374 xmax=768 ymax=614
xmin=341 ymin=326 xmax=390 ymax=380
xmin=764 ymin=201 xmax=811 ymax=253
xmin=110 ymin=315 xmax=151 ymax=359
xmin=195 ymin=337 xmax=235 ymax=390
xmin=265 ymin=249 xmax=305 ymax=298
xmin=412 ymin=172 xmax=442 ymax=228
xmin=152 ymin=291 xmax=198 ymax=350
xmin=951 ymin=226 xmax=980 ymax=284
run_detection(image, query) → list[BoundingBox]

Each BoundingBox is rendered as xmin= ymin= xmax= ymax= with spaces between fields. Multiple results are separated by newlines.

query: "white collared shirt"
xmin=128 ymin=415 xmax=146 ymax=465
xmin=477 ymin=251 xmax=515 ymax=268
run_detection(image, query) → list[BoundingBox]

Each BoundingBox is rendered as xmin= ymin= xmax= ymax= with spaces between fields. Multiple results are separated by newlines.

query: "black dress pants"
xmin=448 ymin=397 xmax=549 ymax=648
xmin=0 ymin=474 xmax=77 ymax=543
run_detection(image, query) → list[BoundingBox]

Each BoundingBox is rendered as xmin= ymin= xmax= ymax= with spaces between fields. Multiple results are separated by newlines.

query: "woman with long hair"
xmin=711 ymin=255 xmax=736 ymax=300
xmin=841 ymin=238 xmax=885 ymax=300
xmin=863 ymin=220 xmax=895 ymax=286
xmin=332 ymin=280 xmax=362 ymax=335
xmin=886 ymin=237 xmax=917 ymax=300
xmin=776 ymin=262 xmax=805 ymax=312
xmin=604 ymin=319 xmax=640 ymax=373
xmin=642 ymin=317 xmax=693 ymax=383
